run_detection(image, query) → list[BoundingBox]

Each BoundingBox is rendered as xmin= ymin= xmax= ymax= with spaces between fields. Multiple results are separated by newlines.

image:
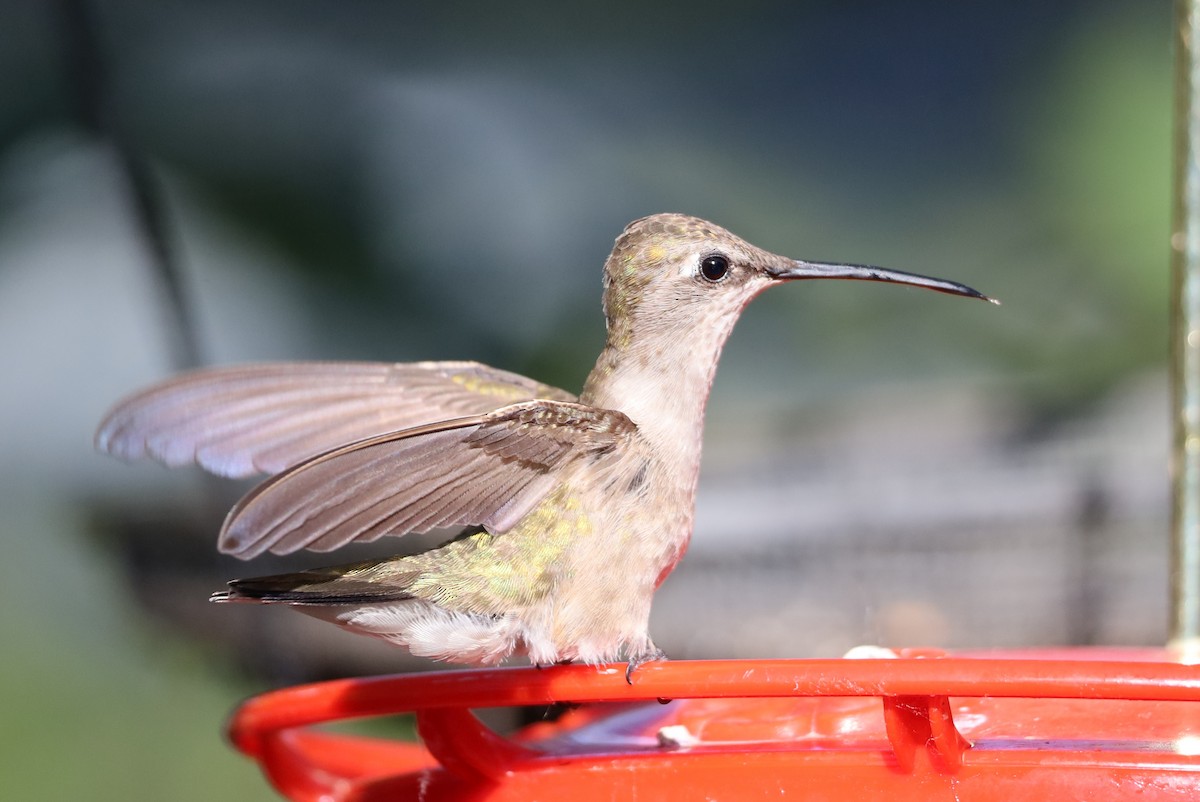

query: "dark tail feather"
xmin=210 ymin=559 xmax=418 ymax=605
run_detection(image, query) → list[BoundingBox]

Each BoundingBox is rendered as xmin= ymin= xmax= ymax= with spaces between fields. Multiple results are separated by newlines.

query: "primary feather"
xmin=95 ymin=360 xmax=574 ymax=478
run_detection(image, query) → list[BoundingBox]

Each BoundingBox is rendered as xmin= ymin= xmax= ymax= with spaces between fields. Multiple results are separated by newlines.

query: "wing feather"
xmin=96 ymin=361 xmax=576 ymax=478
xmin=254 ymin=433 xmax=465 ymax=555
xmin=219 ymin=401 xmax=637 ymax=559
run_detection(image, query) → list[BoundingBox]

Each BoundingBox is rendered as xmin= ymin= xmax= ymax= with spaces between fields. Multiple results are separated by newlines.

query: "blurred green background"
xmin=0 ymin=0 xmax=1175 ymax=799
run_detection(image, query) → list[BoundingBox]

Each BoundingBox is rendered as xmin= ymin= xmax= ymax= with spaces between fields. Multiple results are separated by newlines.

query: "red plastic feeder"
xmin=228 ymin=648 xmax=1200 ymax=801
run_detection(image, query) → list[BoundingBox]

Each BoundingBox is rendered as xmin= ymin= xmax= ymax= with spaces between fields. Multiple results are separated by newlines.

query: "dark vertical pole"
xmin=56 ymin=0 xmax=204 ymax=370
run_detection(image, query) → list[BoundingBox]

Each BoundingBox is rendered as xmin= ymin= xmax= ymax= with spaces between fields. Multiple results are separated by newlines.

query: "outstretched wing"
xmin=219 ymin=399 xmax=637 ymax=559
xmin=95 ymin=361 xmax=576 ymax=478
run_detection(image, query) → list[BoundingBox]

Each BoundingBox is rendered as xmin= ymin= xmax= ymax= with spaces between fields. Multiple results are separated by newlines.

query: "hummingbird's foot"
xmin=624 ymin=648 xmax=668 ymax=684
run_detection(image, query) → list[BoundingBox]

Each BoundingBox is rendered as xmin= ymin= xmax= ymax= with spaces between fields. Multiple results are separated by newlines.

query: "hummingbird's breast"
xmin=518 ymin=444 xmax=695 ymax=662
xmin=576 ymin=339 xmax=718 ymax=589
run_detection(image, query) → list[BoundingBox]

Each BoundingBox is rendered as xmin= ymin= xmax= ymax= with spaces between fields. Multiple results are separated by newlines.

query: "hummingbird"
xmin=96 ymin=213 xmax=993 ymax=679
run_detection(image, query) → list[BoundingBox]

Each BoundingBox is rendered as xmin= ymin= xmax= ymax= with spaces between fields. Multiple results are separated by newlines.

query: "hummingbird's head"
xmin=600 ymin=213 xmax=992 ymax=352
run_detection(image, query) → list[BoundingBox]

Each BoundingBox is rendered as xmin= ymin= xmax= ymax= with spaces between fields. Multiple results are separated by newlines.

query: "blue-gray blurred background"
xmin=0 ymin=0 xmax=1174 ymax=798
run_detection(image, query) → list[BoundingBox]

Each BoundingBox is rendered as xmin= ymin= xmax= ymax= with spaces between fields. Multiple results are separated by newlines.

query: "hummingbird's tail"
xmin=210 ymin=558 xmax=419 ymax=605
xmin=213 ymin=563 xmax=525 ymax=666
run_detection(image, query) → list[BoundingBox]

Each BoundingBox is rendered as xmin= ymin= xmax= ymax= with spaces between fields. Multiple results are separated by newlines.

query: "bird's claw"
xmin=625 ymin=648 xmax=667 ymax=684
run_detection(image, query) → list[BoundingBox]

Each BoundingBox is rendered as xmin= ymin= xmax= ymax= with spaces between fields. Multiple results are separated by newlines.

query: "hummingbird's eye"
xmin=699 ymin=254 xmax=730 ymax=283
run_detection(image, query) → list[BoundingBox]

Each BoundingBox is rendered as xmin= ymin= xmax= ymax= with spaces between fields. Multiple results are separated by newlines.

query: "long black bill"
xmin=769 ymin=260 xmax=997 ymax=304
